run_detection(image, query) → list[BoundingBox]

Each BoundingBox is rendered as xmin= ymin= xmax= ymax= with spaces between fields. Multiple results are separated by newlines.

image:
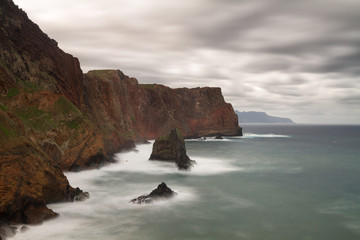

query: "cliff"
xmin=0 ymin=0 xmax=242 ymax=227
xmin=0 ymin=0 xmax=110 ymax=225
xmin=82 ymin=70 xmax=242 ymax=142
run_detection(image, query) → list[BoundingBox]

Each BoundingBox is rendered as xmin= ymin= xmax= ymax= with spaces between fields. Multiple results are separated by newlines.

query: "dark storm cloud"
xmin=13 ymin=0 xmax=360 ymax=123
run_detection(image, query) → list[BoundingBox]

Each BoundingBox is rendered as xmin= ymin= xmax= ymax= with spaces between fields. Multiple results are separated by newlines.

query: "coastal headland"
xmin=0 ymin=0 xmax=242 ymax=230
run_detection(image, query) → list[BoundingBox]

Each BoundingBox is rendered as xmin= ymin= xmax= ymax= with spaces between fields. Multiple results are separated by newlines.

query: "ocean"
xmin=12 ymin=124 xmax=360 ymax=240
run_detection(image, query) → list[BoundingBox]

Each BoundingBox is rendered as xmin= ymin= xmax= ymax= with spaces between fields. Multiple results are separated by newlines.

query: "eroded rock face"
xmin=130 ymin=182 xmax=177 ymax=204
xmin=0 ymin=0 xmax=95 ymax=226
xmin=149 ymin=129 xmax=194 ymax=170
xmin=0 ymin=139 xmax=89 ymax=225
xmin=82 ymin=70 xmax=243 ymax=141
xmin=0 ymin=0 xmax=113 ymax=172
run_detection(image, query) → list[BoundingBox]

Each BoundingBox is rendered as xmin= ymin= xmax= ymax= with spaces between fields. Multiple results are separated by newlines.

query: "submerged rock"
xmin=0 ymin=224 xmax=17 ymax=240
xmin=149 ymin=129 xmax=195 ymax=170
xmin=142 ymin=140 xmax=151 ymax=144
xmin=72 ymin=187 xmax=90 ymax=202
xmin=130 ymin=182 xmax=177 ymax=204
xmin=19 ymin=226 xmax=29 ymax=233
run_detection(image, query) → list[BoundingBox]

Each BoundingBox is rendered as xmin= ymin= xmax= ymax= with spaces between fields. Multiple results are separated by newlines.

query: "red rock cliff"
xmin=0 ymin=0 xmax=109 ymax=225
xmin=82 ymin=70 xmax=242 ymax=144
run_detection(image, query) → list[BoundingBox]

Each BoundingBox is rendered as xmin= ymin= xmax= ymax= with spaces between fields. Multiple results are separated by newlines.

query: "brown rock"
xmin=83 ymin=70 xmax=243 ymax=141
xmin=149 ymin=129 xmax=194 ymax=170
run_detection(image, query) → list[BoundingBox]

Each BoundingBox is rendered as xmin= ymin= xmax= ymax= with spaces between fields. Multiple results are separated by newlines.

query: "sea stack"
xmin=149 ymin=129 xmax=194 ymax=170
xmin=130 ymin=182 xmax=177 ymax=204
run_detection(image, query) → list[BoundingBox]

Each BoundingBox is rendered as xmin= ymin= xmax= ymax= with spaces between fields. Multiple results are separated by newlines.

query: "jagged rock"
xmin=149 ymin=129 xmax=195 ymax=170
xmin=72 ymin=187 xmax=90 ymax=202
xmin=130 ymin=182 xmax=177 ymax=204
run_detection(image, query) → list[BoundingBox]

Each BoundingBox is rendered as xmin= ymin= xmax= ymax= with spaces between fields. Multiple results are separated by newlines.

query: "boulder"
xmin=149 ymin=129 xmax=195 ymax=170
xmin=215 ymin=135 xmax=223 ymax=139
xmin=72 ymin=187 xmax=90 ymax=202
xmin=130 ymin=182 xmax=177 ymax=204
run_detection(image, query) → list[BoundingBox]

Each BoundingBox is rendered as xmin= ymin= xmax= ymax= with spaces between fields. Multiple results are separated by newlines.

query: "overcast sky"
xmin=13 ymin=0 xmax=360 ymax=124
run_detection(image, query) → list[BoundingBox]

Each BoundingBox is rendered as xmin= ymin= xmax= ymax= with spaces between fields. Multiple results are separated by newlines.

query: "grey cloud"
xmin=338 ymin=95 xmax=360 ymax=105
xmin=313 ymin=50 xmax=360 ymax=75
xmin=241 ymin=56 xmax=296 ymax=73
xmin=13 ymin=0 xmax=360 ymax=123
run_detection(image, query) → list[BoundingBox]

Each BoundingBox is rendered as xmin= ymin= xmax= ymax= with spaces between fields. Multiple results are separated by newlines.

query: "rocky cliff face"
xmin=83 ymin=70 xmax=242 ymax=141
xmin=0 ymin=0 xmax=110 ymax=225
xmin=0 ymin=0 xmax=242 ymax=226
xmin=0 ymin=0 xmax=110 ymax=171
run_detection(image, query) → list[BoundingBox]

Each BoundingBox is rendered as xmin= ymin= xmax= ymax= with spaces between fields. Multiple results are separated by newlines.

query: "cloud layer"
xmin=14 ymin=0 xmax=360 ymax=123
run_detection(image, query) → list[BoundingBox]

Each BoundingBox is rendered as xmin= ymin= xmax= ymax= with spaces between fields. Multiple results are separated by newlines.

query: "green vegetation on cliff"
xmin=6 ymin=88 xmax=19 ymax=97
xmin=0 ymin=122 xmax=17 ymax=139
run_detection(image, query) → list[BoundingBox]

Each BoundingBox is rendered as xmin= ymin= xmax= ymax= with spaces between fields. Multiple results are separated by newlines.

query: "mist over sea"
xmin=13 ymin=124 xmax=360 ymax=240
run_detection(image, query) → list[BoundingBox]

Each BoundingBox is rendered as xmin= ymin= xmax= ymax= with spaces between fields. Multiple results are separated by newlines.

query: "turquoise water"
xmin=13 ymin=124 xmax=360 ymax=239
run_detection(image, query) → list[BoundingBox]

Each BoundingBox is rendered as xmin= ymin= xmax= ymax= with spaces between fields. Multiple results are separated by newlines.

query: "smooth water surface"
xmin=13 ymin=124 xmax=360 ymax=240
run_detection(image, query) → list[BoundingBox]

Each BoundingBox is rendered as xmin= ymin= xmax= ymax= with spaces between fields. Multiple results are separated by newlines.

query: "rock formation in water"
xmin=130 ymin=182 xmax=177 ymax=204
xmin=0 ymin=0 xmax=242 ymax=227
xmin=149 ymin=129 xmax=194 ymax=170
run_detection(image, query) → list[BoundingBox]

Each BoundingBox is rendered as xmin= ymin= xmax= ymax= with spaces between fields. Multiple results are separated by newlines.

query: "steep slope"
xmin=0 ymin=0 xmax=111 ymax=171
xmin=0 ymin=0 xmax=110 ymax=225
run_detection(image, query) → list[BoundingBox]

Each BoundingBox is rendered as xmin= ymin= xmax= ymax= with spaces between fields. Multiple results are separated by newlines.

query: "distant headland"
xmin=235 ymin=111 xmax=294 ymax=124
